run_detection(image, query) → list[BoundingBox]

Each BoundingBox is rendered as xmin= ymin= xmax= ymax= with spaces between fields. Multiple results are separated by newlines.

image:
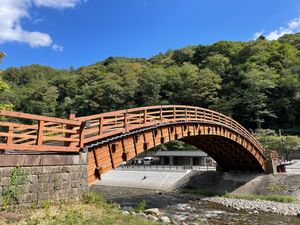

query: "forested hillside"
xmin=1 ymin=34 xmax=300 ymax=131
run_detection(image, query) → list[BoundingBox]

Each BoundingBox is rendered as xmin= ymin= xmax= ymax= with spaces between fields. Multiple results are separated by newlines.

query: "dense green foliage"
xmin=255 ymin=129 xmax=300 ymax=160
xmin=0 ymin=53 xmax=13 ymax=110
xmin=1 ymin=34 xmax=300 ymax=131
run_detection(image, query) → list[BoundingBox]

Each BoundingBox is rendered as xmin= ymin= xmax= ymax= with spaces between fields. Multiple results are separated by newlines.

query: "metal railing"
xmin=117 ymin=164 xmax=216 ymax=172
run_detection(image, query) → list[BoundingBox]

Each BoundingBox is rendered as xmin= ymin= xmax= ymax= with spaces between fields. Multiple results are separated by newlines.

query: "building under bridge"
xmin=155 ymin=150 xmax=215 ymax=166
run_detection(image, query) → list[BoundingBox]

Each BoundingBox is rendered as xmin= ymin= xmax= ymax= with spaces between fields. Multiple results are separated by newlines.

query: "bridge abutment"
xmin=0 ymin=153 xmax=88 ymax=206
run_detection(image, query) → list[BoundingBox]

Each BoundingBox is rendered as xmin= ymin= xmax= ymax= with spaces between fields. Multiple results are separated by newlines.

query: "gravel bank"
xmin=204 ymin=196 xmax=300 ymax=216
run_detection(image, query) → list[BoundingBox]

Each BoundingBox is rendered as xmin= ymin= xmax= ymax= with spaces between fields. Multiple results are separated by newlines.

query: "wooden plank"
xmin=43 ymin=136 xmax=79 ymax=142
xmin=0 ymin=110 xmax=82 ymax=126
xmin=0 ymin=132 xmax=37 ymax=139
xmin=0 ymin=143 xmax=79 ymax=152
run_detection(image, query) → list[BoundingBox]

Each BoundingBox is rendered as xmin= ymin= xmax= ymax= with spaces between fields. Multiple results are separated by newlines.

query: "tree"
xmin=0 ymin=52 xmax=13 ymax=110
xmin=178 ymin=65 xmax=222 ymax=107
xmin=281 ymin=136 xmax=300 ymax=161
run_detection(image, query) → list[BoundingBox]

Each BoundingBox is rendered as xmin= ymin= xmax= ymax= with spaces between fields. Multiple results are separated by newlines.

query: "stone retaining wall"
xmin=232 ymin=174 xmax=300 ymax=200
xmin=0 ymin=152 xmax=89 ymax=206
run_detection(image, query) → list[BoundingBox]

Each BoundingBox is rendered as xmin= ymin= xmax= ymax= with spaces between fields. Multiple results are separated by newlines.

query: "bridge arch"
xmin=76 ymin=105 xmax=266 ymax=185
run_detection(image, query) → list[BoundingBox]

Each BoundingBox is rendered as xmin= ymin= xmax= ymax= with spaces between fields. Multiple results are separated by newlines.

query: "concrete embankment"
xmin=95 ymin=169 xmax=192 ymax=191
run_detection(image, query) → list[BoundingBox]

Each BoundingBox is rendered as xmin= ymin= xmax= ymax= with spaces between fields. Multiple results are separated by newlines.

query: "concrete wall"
xmin=0 ymin=152 xmax=88 ymax=206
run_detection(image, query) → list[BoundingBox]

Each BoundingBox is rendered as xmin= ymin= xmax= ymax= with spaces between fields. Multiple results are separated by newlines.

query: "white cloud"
xmin=33 ymin=0 xmax=80 ymax=9
xmin=0 ymin=0 xmax=85 ymax=49
xmin=52 ymin=43 xmax=63 ymax=52
xmin=254 ymin=16 xmax=300 ymax=40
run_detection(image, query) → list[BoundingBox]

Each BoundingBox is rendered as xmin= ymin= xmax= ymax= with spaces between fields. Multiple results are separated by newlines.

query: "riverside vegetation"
xmin=0 ymin=192 xmax=166 ymax=225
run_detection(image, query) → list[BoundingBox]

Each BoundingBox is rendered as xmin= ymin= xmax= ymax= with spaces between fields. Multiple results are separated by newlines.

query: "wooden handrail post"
xmin=79 ymin=122 xmax=86 ymax=149
xmin=173 ymin=107 xmax=176 ymax=120
xmin=195 ymin=108 xmax=198 ymax=119
xmin=124 ymin=110 xmax=128 ymax=133
xmin=185 ymin=106 xmax=187 ymax=121
xmin=143 ymin=109 xmax=147 ymax=124
xmin=160 ymin=105 xmax=163 ymax=124
xmin=7 ymin=126 xmax=14 ymax=144
xmin=36 ymin=120 xmax=44 ymax=146
xmin=65 ymin=112 xmax=76 ymax=146
xmin=98 ymin=117 xmax=103 ymax=135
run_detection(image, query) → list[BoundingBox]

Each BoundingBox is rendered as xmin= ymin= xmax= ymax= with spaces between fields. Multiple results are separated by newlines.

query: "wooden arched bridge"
xmin=0 ymin=105 xmax=267 ymax=185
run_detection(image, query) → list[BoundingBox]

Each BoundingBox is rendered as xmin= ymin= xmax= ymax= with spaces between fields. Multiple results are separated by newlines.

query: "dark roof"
xmin=155 ymin=151 xmax=207 ymax=157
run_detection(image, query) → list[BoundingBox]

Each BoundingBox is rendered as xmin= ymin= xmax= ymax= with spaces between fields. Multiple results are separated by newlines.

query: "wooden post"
xmin=195 ymin=108 xmax=198 ymax=120
xmin=79 ymin=122 xmax=86 ymax=149
xmin=65 ymin=112 xmax=76 ymax=146
xmin=124 ymin=110 xmax=128 ymax=133
xmin=36 ymin=120 xmax=44 ymax=146
xmin=173 ymin=107 xmax=176 ymax=121
xmin=7 ymin=126 xmax=14 ymax=144
xmin=160 ymin=105 xmax=163 ymax=124
xmin=98 ymin=117 xmax=103 ymax=135
xmin=185 ymin=106 xmax=187 ymax=121
xmin=143 ymin=109 xmax=147 ymax=124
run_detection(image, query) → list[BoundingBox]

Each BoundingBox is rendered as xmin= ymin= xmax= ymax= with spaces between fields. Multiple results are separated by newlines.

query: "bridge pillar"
xmin=169 ymin=156 xmax=174 ymax=166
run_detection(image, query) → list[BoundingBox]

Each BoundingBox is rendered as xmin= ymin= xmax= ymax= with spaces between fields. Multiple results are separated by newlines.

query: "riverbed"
xmin=91 ymin=185 xmax=300 ymax=225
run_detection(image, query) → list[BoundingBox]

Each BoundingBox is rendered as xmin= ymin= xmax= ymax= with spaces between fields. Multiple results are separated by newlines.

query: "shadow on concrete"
xmin=174 ymin=171 xmax=261 ymax=195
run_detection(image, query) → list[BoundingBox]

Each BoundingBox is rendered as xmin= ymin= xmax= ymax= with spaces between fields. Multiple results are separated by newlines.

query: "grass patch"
xmin=181 ymin=189 xmax=296 ymax=203
xmin=0 ymin=192 xmax=166 ymax=225
xmin=224 ymin=194 xmax=296 ymax=203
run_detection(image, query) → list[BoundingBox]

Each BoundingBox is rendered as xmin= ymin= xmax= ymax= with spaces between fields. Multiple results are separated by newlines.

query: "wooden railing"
xmin=77 ymin=105 xmax=265 ymax=154
xmin=0 ymin=110 xmax=84 ymax=152
xmin=0 ymin=105 xmax=265 ymax=154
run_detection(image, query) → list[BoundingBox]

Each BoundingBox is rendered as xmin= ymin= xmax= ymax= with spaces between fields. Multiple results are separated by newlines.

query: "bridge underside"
xmin=182 ymin=136 xmax=264 ymax=172
xmin=87 ymin=123 xmax=266 ymax=185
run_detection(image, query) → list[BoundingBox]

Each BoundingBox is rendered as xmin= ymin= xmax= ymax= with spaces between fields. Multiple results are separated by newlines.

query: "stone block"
xmin=42 ymin=166 xmax=61 ymax=174
xmin=61 ymin=166 xmax=72 ymax=173
xmin=0 ymin=177 xmax=9 ymax=186
xmin=61 ymin=181 xmax=71 ymax=189
xmin=61 ymin=173 xmax=70 ymax=181
xmin=27 ymin=175 xmax=38 ymax=184
xmin=30 ymin=167 xmax=43 ymax=175
xmin=0 ymin=167 xmax=13 ymax=177
xmin=70 ymin=172 xmax=81 ymax=180
xmin=0 ymin=155 xmax=41 ymax=167
xmin=71 ymin=180 xmax=80 ymax=188
xmin=38 ymin=174 xmax=49 ymax=183
xmin=21 ymin=193 xmax=38 ymax=203
xmin=49 ymin=174 xmax=61 ymax=182
xmin=79 ymin=151 xmax=88 ymax=164
xmin=28 ymin=184 xmax=39 ymax=193
xmin=38 ymin=192 xmax=49 ymax=201
xmin=41 ymin=154 xmax=79 ymax=166
xmin=71 ymin=165 xmax=81 ymax=173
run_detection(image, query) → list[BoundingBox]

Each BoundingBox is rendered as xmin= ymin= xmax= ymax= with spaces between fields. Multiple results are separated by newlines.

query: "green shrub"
xmin=135 ymin=200 xmax=146 ymax=212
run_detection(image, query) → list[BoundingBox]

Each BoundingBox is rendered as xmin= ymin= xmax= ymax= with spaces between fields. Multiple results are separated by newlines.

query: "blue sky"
xmin=1 ymin=0 xmax=300 ymax=69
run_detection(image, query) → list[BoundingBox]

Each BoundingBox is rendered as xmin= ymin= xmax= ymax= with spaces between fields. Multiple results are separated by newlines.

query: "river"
xmin=91 ymin=185 xmax=300 ymax=225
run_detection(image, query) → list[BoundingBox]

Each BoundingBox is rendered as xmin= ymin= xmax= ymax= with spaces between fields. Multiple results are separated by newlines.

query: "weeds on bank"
xmin=224 ymin=194 xmax=296 ymax=203
xmin=181 ymin=189 xmax=296 ymax=203
xmin=135 ymin=200 xmax=147 ymax=212
xmin=1 ymin=166 xmax=28 ymax=210
xmin=18 ymin=192 xmax=165 ymax=225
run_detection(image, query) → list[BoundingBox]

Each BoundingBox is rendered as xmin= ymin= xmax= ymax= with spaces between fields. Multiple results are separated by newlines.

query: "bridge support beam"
xmin=87 ymin=123 xmax=266 ymax=185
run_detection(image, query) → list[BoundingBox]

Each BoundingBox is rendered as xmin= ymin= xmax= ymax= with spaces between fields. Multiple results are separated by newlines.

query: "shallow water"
xmin=91 ymin=185 xmax=300 ymax=225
